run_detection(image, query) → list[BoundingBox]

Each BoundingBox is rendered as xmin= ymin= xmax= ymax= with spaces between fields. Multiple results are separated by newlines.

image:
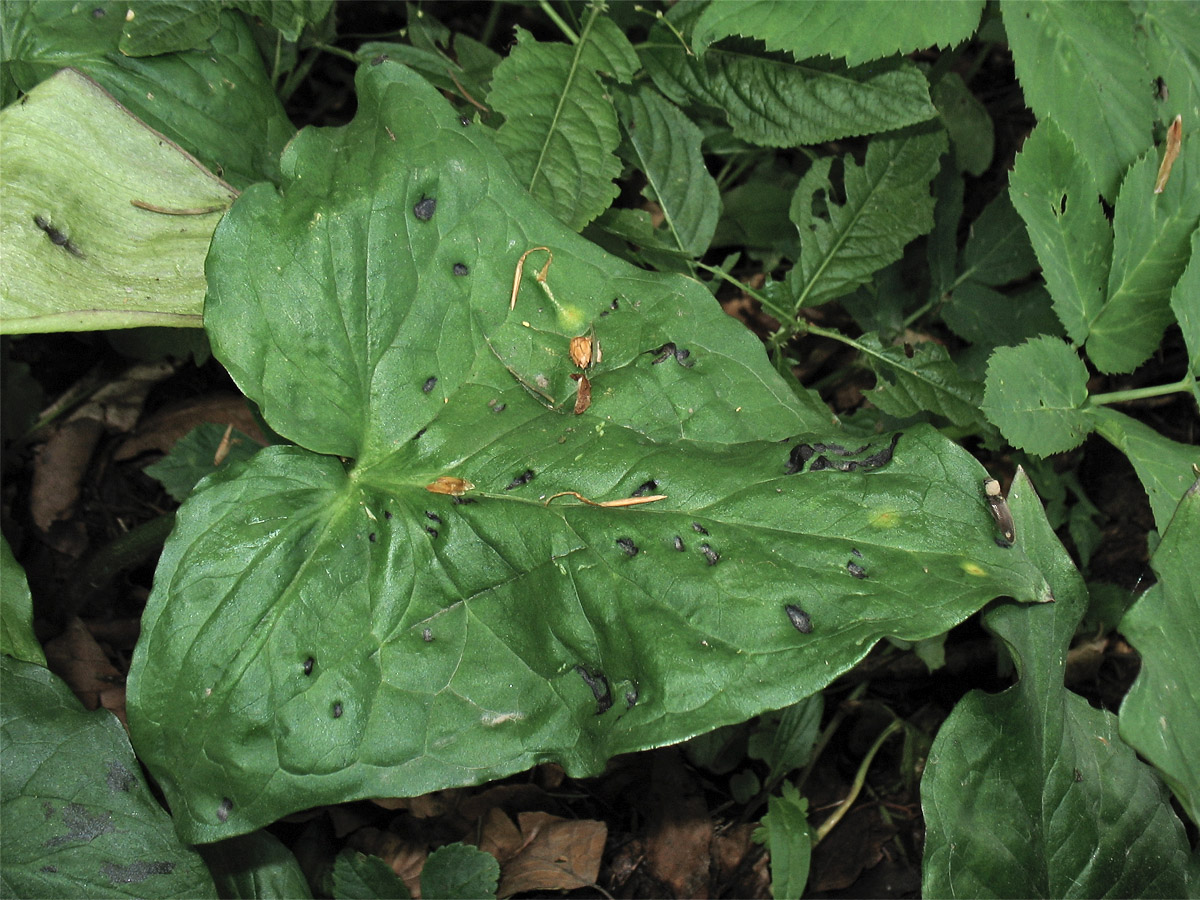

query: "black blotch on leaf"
xmin=493 ymin=403 xmax=506 ymax=413
xmin=426 ymin=526 xmax=439 ymax=538
xmin=904 ymin=343 xmax=914 ymax=358
xmin=368 ymin=532 xmax=376 ymax=542
xmin=631 ymin=479 xmax=658 ymax=497
xmin=700 ymin=543 xmax=719 ymax=565
xmin=851 ymin=547 xmax=862 ymax=557
xmin=453 ymin=263 xmax=469 ymax=276
xmin=1074 ymin=768 xmax=1083 ymax=783
xmin=452 ymin=496 xmax=476 ymax=505
xmin=460 ymin=115 xmax=471 ymax=126
xmin=414 ymin=196 xmax=436 ymax=221
xmin=692 ymin=522 xmax=709 ymax=535
xmin=626 ymin=689 xmax=638 ymax=708
xmin=91 ymin=6 xmax=105 ymax=16
xmin=673 ymin=535 xmax=685 ymax=552
xmin=411 ymin=427 xmax=427 ymax=441
xmin=33 ymin=214 xmax=85 ymax=258
xmin=423 ymin=376 xmax=437 ymax=393
xmin=370 ymin=54 xmax=388 ymax=66
xmin=574 ymin=665 xmax=613 ymax=715
xmin=384 ymin=511 xmax=393 ymax=520
xmin=616 ymin=537 xmax=639 ymax=556
xmin=217 ymin=798 xmax=233 ymax=823
xmin=332 ymin=702 xmax=343 ymax=719
xmin=426 ymin=511 xmax=442 ymax=523
xmin=847 ymin=561 xmax=867 ymax=579
xmin=303 ymin=657 xmax=314 ymax=675
xmin=505 ymin=469 xmax=535 ymax=490
xmin=106 ymin=760 xmax=137 ymax=793
xmin=648 ymin=342 xmax=693 ymax=367
xmin=802 ymin=434 xmax=902 ymax=473
xmin=102 ymin=861 xmax=176 ymax=884
xmin=786 ymin=604 xmax=813 ymax=634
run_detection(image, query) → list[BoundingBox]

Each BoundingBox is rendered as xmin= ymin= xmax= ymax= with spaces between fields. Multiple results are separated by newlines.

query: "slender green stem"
xmin=814 ymin=719 xmax=903 ymax=844
xmin=693 ymin=262 xmax=793 ymax=322
xmin=539 ymin=0 xmax=580 ymax=43
xmin=1086 ymin=376 xmax=1198 ymax=407
xmin=797 ymin=682 xmax=868 ymax=791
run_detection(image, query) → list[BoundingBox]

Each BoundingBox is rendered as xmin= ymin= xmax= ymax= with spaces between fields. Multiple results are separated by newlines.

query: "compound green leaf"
xmin=857 ymin=333 xmax=990 ymax=432
xmin=788 ymin=123 xmax=946 ymax=308
xmin=0 ymin=656 xmax=217 ymax=898
xmin=1119 ymin=478 xmax=1200 ymax=827
xmin=1008 ymin=119 xmax=1112 ymax=346
xmin=921 ymin=470 xmax=1193 ymax=898
xmin=488 ymin=14 xmax=637 ymax=231
xmin=616 ymin=86 xmax=721 ymax=258
xmin=1086 ymin=407 xmax=1200 ymax=533
xmin=1003 ymin=0 xmax=1154 ymax=201
xmin=1 ymin=0 xmax=293 ymax=189
xmin=1 ymin=535 xmax=45 ymax=666
xmin=128 ymin=62 xmax=1052 ymax=844
xmin=1088 ymin=134 xmax=1200 ymax=374
xmin=691 ymin=0 xmax=984 ymax=67
xmin=982 ymin=336 xmax=1092 ymax=456
xmin=0 ymin=68 xmax=235 ymax=333
xmin=642 ymin=24 xmax=938 ymax=147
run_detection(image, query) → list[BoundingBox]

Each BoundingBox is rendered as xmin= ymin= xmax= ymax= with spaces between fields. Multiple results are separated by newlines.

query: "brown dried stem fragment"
xmin=543 ymin=491 xmax=668 ymax=508
xmin=510 ymin=246 xmax=552 ymax=310
xmin=1155 ymin=115 xmax=1183 ymax=194
xmin=130 ymin=199 xmax=230 ymax=215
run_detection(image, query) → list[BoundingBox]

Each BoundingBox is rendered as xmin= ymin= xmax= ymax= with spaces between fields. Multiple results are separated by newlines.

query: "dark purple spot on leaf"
xmin=493 ymin=403 xmax=506 ymax=413
xmin=453 ymin=263 xmax=469 ymax=276
xmin=847 ymin=561 xmax=867 ymax=579
xmin=851 ymin=547 xmax=863 ymax=557
xmin=1074 ymin=768 xmax=1083 ymax=782
xmin=460 ymin=115 xmax=471 ymax=126
xmin=426 ymin=511 xmax=442 ymax=523
xmin=426 ymin=527 xmax=438 ymax=538
xmin=631 ymin=479 xmax=658 ymax=497
xmin=452 ymin=496 xmax=476 ymax=505
xmin=423 ymin=376 xmax=437 ymax=393
xmin=43 ymin=802 xmax=117 ymax=847
xmin=422 ymin=627 xmax=433 ymax=642
xmin=411 ymin=428 xmax=427 ymax=441
xmin=217 ymin=798 xmax=233 ymax=823
xmin=673 ymin=536 xmax=685 ymax=552
xmin=505 ymin=469 xmax=535 ymax=490
xmin=368 ymin=532 xmax=376 ymax=542
xmin=102 ymin=861 xmax=176 ymax=884
xmin=616 ymin=537 xmax=638 ymax=556
xmin=371 ymin=54 xmax=388 ymax=66
xmin=33 ymin=214 xmax=84 ymax=258
xmin=303 ymin=657 xmax=314 ymax=675
xmin=692 ymin=522 xmax=709 ymax=535
xmin=414 ymin=196 xmax=436 ymax=220
xmin=106 ymin=760 xmax=137 ymax=793
xmin=574 ymin=665 xmax=612 ymax=714
xmin=786 ymin=605 xmax=813 ymax=634
xmin=700 ymin=543 xmax=719 ymax=565
xmin=332 ymin=702 xmax=343 ymax=718
xmin=626 ymin=688 xmax=638 ymax=707
xmin=91 ymin=7 xmax=105 ymax=16
xmin=384 ymin=510 xmax=393 ymax=520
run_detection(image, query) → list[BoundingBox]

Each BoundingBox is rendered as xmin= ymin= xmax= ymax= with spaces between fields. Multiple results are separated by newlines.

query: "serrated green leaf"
xmin=118 ymin=1 xmax=220 ymax=57
xmin=858 ymin=333 xmax=989 ymax=431
xmin=788 ymin=123 xmax=947 ymax=308
xmin=958 ymin=192 xmax=1040 ymax=288
xmin=1119 ymin=478 xmax=1200 ymax=826
xmin=1138 ymin=1 xmax=1200 ymax=127
xmin=127 ymin=63 xmax=1053 ymax=844
xmin=982 ymin=336 xmax=1092 ymax=456
xmin=421 ymin=843 xmax=499 ymax=900
xmin=1 ymin=535 xmax=45 ymax=666
xmin=931 ymin=71 xmax=994 ymax=177
xmin=758 ymin=782 xmax=812 ymax=900
xmin=0 ymin=68 xmax=235 ymax=333
xmin=921 ymin=470 xmax=1193 ymax=897
xmin=199 ymin=830 xmax=313 ymax=900
xmin=144 ymin=423 xmax=262 ymax=502
xmin=332 ymin=849 xmax=411 ymax=900
xmin=691 ymin=0 xmax=984 ymax=67
xmin=1003 ymin=0 xmax=1154 ymax=201
xmin=1008 ymin=119 xmax=1112 ymax=345
xmin=642 ymin=27 xmax=938 ymax=147
xmin=0 ymin=656 xmax=217 ymax=898
xmin=488 ymin=13 xmax=637 ymax=231
xmin=1088 ymin=135 xmax=1200 ymax=373
xmin=943 ymin=282 xmax=1061 ymax=351
xmin=1170 ymin=230 xmax=1200 ymax=395
xmin=617 ymin=86 xmax=721 ymax=257
xmin=1085 ymin=407 xmax=1200 ymax=533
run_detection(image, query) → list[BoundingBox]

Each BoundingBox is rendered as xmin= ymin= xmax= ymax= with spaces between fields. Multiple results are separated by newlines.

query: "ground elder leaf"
xmin=788 ymin=123 xmax=946 ymax=308
xmin=982 ymin=336 xmax=1092 ymax=456
xmin=1003 ymin=0 xmax=1154 ymax=201
xmin=488 ymin=15 xmax=637 ymax=231
xmin=128 ymin=62 xmax=1053 ymax=844
xmin=692 ymin=0 xmax=984 ymax=67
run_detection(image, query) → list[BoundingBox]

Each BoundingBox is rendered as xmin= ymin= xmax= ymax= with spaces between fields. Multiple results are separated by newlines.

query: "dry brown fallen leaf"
xmin=349 ymin=827 xmax=428 ymax=899
xmin=477 ymin=808 xmax=606 ymax=899
xmin=113 ymin=392 xmax=266 ymax=460
xmin=42 ymin=617 xmax=127 ymax=725
xmin=643 ymin=750 xmax=715 ymax=898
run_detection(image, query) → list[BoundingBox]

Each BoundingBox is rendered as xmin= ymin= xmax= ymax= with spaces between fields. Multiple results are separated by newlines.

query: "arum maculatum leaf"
xmin=127 ymin=62 xmax=1052 ymax=843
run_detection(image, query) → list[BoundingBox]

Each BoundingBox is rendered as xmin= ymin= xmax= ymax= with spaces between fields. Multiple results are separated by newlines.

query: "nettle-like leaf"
xmin=788 ymin=123 xmax=946 ymax=308
xmin=921 ymin=471 xmax=1193 ymax=898
xmin=487 ymin=12 xmax=637 ymax=231
xmin=1008 ymin=119 xmax=1112 ymax=347
xmin=981 ymin=336 xmax=1092 ymax=456
xmin=0 ymin=657 xmax=217 ymax=898
xmin=641 ymin=17 xmax=938 ymax=148
xmin=0 ymin=68 xmax=235 ymax=333
xmin=1003 ymin=0 xmax=1153 ymax=201
xmin=691 ymin=0 xmax=984 ymax=67
xmin=616 ymin=86 xmax=721 ymax=258
xmin=1088 ymin=132 xmax=1200 ymax=374
xmin=127 ymin=63 xmax=1051 ymax=844
xmin=857 ymin=334 xmax=990 ymax=433
xmin=2 ymin=0 xmax=293 ymax=189
xmin=1119 ymin=478 xmax=1200 ymax=827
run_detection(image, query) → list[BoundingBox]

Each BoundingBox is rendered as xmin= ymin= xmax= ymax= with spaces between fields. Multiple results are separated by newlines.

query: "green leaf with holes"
xmin=0 ymin=656 xmax=216 ymax=898
xmin=127 ymin=62 xmax=1052 ymax=844
xmin=921 ymin=470 xmax=1193 ymax=897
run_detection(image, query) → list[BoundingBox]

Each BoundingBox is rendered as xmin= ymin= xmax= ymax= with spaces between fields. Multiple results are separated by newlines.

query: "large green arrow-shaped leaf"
xmin=127 ymin=62 xmax=1051 ymax=844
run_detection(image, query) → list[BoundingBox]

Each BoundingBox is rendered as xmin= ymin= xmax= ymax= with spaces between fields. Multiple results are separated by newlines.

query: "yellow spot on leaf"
xmin=868 ymin=509 xmax=901 ymax=529
xmin=961 ymin=561 xmax=987 ymax=577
